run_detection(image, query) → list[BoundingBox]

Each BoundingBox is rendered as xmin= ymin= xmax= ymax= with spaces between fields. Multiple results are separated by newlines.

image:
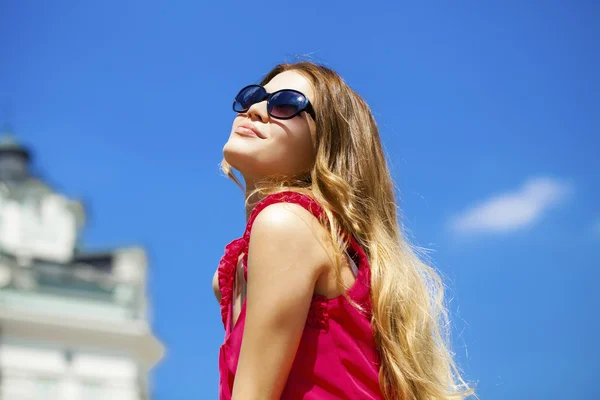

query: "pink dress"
xmin=218 ymin=192 xmax=383 ymax=399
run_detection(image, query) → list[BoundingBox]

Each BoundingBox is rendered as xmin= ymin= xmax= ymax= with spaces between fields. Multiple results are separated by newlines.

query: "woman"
xmin=214 ymin=62 xmax=474 ymax=400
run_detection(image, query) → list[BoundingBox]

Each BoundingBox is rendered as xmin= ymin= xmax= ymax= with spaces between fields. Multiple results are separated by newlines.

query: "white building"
xmin=0 ymin=126 xmax=164 ymax=399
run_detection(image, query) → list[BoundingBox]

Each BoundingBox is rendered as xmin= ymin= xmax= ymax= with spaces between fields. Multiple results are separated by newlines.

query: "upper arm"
xmin=231 ymin=202 xmax=331 ymax=400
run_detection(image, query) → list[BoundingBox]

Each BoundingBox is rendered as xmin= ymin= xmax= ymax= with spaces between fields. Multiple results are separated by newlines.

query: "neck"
xmin=243 ymin=180 xmax=264 ymax=221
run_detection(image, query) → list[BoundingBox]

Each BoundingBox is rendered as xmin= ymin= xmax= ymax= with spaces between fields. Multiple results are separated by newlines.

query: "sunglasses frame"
xmin=232 ymin=84 xmax=316 ymax=121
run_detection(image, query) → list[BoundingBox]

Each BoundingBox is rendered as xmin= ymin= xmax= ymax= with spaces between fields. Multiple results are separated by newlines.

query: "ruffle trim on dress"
xmin=217 ymin=237 xmax=246 ymax=329
xmin=307 ymin=295 xmax=330 ymax=331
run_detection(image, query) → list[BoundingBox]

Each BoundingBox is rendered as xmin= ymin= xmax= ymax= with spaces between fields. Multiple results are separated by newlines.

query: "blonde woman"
xmin=213 ymin=62 xmax=474 ymax=400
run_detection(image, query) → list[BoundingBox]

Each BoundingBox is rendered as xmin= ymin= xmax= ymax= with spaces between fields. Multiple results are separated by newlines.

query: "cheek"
xmin=271 ymin=121 xmax=315 ymax=167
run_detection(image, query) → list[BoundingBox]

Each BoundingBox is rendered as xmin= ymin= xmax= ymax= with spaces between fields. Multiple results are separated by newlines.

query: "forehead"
xmin=264 ymin=70 xmax=315 ymax=102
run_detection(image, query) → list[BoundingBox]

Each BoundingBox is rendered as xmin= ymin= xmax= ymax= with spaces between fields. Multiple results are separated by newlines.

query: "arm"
xmin=231 ymin=202 xmax=331 ymax=400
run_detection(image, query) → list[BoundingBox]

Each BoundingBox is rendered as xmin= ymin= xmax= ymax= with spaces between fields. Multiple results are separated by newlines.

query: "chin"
xmin=223 ymin=144 xmax=259 ymax=179
xmin=223 ymin=139 xmax=246 ymax=165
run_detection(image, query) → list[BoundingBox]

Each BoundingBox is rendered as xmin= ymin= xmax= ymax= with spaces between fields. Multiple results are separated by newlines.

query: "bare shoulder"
xmin=247 ymin=202 xmax=332 ymax=277
xmin=251 ymin=201 xmax=325 ymax=234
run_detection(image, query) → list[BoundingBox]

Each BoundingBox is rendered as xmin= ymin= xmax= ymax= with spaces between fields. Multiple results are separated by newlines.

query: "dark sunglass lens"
xmin=269 ymin=91 xmax=304 ymax=118
xmin=234 ymin=86 xmax=265 ymax=112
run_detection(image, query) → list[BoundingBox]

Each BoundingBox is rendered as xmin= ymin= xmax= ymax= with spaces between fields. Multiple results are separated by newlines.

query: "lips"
xmin=235 ymin=122 xmax=265 ymax=139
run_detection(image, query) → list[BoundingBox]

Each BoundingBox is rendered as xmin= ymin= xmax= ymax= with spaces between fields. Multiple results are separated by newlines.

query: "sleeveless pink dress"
xmin=217 ymin=192 xmax=383 ymax=399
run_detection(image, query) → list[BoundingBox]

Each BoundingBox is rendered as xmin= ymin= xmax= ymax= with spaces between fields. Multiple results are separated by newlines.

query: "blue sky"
xmin=2 ymin=1 xmax=599 ymax=398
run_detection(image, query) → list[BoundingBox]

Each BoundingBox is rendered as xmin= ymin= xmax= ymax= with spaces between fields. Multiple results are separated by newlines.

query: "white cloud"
xmin=450 ymin=177 xmax=571 ymax=234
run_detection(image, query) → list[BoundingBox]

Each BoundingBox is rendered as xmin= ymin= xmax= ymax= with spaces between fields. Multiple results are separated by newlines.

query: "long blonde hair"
xmin=222 ymin=62 xmax=474 ymax=400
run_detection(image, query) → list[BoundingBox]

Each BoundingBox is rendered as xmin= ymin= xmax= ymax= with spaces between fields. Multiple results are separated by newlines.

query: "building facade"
xmin=0 ymin=126 xmax=164 ymax=399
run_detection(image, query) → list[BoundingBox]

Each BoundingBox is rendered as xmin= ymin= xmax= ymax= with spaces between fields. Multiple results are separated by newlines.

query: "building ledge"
xmin=0 ymin=307 xmax=165 ymax=368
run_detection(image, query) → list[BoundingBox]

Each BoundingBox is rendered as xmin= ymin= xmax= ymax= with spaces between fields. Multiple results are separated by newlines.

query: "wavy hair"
xmin=221 ymin=62 xmax=474 ymax=400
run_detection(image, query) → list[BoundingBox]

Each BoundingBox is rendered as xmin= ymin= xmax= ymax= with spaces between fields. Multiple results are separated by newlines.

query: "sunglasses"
xmin=232 ymin=84 xmax=316 ymax=120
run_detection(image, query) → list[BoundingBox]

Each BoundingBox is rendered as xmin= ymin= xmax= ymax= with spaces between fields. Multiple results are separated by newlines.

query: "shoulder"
xmin=252 ymin=201 xmax=323 ymax=233
xmin=247 ymin=201 xmax=332 ymax=277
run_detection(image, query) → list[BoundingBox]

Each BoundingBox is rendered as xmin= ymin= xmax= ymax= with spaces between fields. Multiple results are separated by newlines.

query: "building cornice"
xmin=0 ymin=307 xmax=165 ymax=368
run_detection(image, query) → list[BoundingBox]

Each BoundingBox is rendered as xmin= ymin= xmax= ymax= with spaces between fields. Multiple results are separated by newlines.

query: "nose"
xmin=246 ymin=100 xmax=269 ymax=123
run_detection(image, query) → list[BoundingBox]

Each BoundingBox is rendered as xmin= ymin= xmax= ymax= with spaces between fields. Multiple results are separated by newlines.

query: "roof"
xmin=0 ymin=124 xmax=31 ymax=159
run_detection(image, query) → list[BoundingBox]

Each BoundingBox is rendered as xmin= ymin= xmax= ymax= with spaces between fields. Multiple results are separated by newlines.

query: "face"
xmin=223 ymin=70 xmax=317 ymax=184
